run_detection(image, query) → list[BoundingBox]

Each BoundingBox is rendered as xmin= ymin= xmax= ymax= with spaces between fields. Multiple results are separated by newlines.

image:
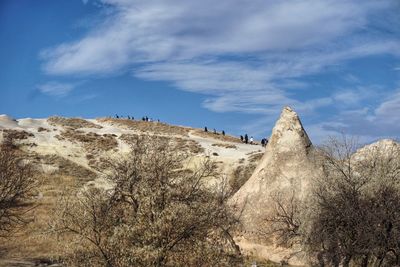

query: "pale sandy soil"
xmin=0 ymin=115 xmax=263 ymax=186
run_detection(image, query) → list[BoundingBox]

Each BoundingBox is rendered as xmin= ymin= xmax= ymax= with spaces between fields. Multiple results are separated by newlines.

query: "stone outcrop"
xmin=230 ymin=106 xmax=317 ymax=264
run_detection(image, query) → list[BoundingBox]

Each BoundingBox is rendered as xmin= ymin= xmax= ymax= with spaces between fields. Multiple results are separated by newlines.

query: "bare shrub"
xmin=97 ymin=118 xmax=190 ymax=137
xmin=1 ymin=129 xmax=34 ymax=140
xmin=212 ymin=143 xmax=237 ymax=149
xmin=120 ymin=134 xmax=204 ymax=155
xmin=54 ymin=136 xmax=241 ymax=267
xmin=48 ymin=117 xmax=102 ymax=129
xmin=265 ymin=190 xmax=301 ymax=248
xmin=266 ymin=137 xmax=400 ymax=267
xmin=229 ymin=153 xmax=263 ymax=194
xmin=192 ymin=129 xmax=241 ymax=143
xmin=0 ymin=142 xmax=36 ymax=238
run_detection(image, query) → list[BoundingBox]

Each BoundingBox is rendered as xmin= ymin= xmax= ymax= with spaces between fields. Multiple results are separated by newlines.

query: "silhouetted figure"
xmin=115 ymin=114 xmax=119 ymax=119
xmin=244 ymin=134 xmax=248 ymax=144
xmin=222 ymin=130 xmax=225 ymax=136
xmin=142 ymin=117 xmax=145 ymax=121
xmin=127 ymin=115 xmax=131 ymax=120
xmin=145 ymin=116 xmax=149 ymax=122
xmin=240 ymin=135 xmax=243 ymax=142
xmin=213 ymin=128 xmax=217 ymax=134
xmin=204 ymin=127 xmax=208 ymax=132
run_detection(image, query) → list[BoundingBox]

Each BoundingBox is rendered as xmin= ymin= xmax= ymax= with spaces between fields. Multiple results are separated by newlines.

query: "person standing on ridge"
xmin=244 ymin=134 xmax=248 ymax=144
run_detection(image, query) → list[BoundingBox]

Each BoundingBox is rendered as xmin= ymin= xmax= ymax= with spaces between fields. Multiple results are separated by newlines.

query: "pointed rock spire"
xmin=230 ymin=106 xmax=317 ymax=263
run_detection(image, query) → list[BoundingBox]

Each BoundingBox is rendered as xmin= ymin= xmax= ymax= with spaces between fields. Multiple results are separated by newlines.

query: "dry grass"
xmin=40 ymin=154 xmax=96 ymax=183
xmin=249 ymin=152 xmax=264 ymax=163
xmin=192 ymin=129 xmax=241 ymax=143
xmin=97 ymin=118 xmax=190 ymax=137
xmin=1 ymin=129 xmax=34 ymax=140
xmin=0 ymin=142 xmax=88 ymax=266
xmin=55 ymin=130 xmax=118 ymax=154
xmin=48 ymin=117 xmax=102 ymax=130
xmin=37 ymin=127 xmax=50 ymax=133
xmin=212 ymin=143 xmax=237 ymax=149
xmin=54 ymin=130 xmax=119 ymax=172
xmin=229 ymin=152 xmax=263 ymax=193
xmin=0 ymin=173 xmax=80 ymax=266
xmin=119 ymin=133 xmax=204 ymax=155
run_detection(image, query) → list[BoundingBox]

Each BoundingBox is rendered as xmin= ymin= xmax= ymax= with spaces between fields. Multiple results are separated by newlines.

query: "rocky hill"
xmin=1 ymin=110 xmax=398 ymax=266
xmin=0 ymin=115 xmax=263 ymax=189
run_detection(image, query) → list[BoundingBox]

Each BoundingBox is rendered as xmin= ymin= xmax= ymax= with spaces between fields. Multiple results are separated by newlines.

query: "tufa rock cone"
xmin=230 ymin=106 xmax=317 ymax=263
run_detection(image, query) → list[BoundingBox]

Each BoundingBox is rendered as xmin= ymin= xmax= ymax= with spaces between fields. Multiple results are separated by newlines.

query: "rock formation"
xmin=231 ymin=106 xmax=317 ymax=263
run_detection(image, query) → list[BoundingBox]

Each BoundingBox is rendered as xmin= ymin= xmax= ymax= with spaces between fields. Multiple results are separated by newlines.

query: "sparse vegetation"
xmin=37 ymin=127 xmax=50 ymax=132
xmin=0 ymin=141 xmax=36 ymax=238
xmin=48 ymin=117 xmax=102 ymax=130
xmin=1 ymin=129 xmax=34 ymax=140
xmin=266 ymin=137 xmax=400 ymax=267
xmin=56 ymin=129 xmax=118 ymax=153
xmin=119 ymin=133 xmax=204 ymax=155
xmin=54 ymin=136 xmax=241 ymax=267
xmin=98 ymin=118 xmax=190 ymax=137
xmin=229 ymin=152 xmax=263 ymax=193
xmin=192 ymin=129 xmax=241 ymax=143
xmin=212 ymin=143 xmax=237 ymax=149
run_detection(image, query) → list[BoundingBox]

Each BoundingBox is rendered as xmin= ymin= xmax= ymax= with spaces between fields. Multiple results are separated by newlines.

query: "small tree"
xmin=55 ymin=136 xmax=241 ymax=267
xmin=0 ymin=140 xmax=36 ymax=238
xmin=266 ymin=136 xmax=400 ymax=267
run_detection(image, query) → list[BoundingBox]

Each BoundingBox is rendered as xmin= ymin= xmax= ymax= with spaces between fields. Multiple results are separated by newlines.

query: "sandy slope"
xmin=0 ymin=115 xmax=263 ymax=176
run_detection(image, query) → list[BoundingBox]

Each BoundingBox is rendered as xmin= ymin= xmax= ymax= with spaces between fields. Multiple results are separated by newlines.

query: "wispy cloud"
xmin=40 ymin=0 xmax=400 ymax=141
xmin=37 ymin=82 xmax=76 ymax=97
xmin=318 ymin=89 xmax=400 ymax=138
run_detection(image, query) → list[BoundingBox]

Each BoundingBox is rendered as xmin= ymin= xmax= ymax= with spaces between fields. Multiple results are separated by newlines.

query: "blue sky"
xmin=1 ymin=0 xmax=400 ymax=143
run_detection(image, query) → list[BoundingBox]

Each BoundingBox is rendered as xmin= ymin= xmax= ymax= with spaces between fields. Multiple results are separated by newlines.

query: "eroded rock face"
xmin=231 ymin=106 xmax=317 ymax=264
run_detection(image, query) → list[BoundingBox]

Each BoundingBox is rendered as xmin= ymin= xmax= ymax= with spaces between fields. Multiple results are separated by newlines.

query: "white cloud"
xmin=317 ymin=89 xmax=400 ymax=139
xmin=37 ymin=82 xmax=76 ymax=97
xmin=40 ymin=0 xmax=400 ymax=141
xmin=41 ymin=0 xmax=399 ymax=76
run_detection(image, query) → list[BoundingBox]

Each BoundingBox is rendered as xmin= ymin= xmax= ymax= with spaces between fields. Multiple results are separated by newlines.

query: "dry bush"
xmin=98 ymin=118 xmax=190 ymax=137
xmin=120 ymin=134 xmax=204 ymax=155
xmin=212 ymin=143 xmax=237 ymax=149
xmin=39 ymin=154 xmax=96 ymax=183
xmin=229 ymin=164 xmax=256 ymax=194
xmin=1 ymin=129 xmax=34 ymax=140
xmin=265 ymin=137 xmax=400 ymax=267
xmin=48 ymin=117 xmax=102 ymax=129
xmin=37 ymin=127 xmax=50 ymax=132
xmin=54 ymin=136 xmax=241 ymax=267
xmin=229 ymin=153 xmax=263 ymax=193
xmin=0 ymin=142 xmax=36 ymax=238
xmin=248 ymin=152 xmax=263 ymax=163
xmin=57 ymin=129 xmax=118 ymax=153
xmin=192 ymin=129 xmax=241 ymax=143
